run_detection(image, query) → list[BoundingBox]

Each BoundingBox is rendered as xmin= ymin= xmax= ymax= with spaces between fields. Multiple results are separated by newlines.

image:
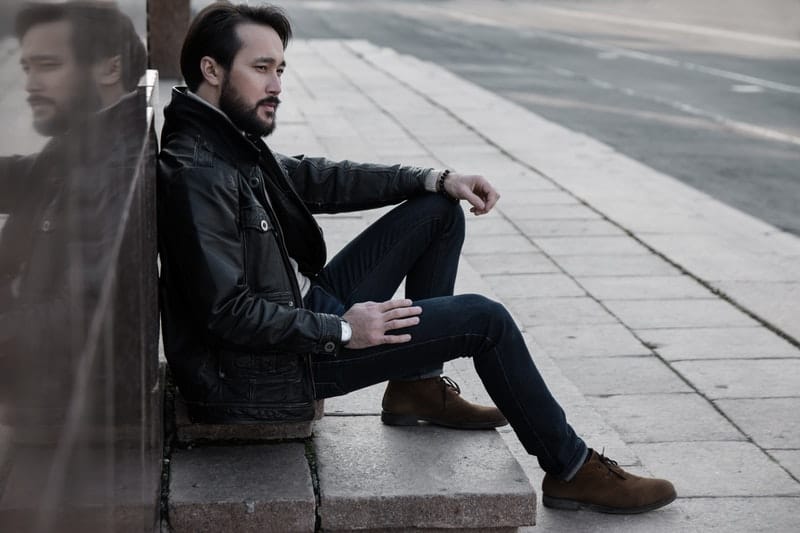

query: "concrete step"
xmin=166 ymin=417 xmax=536 ymax=532
xmin=172 ymin=394 xmax=325 ymax=444
xmin=168 ymin=443 xmax=316 ymax=533
xmin=314 ymin=416 xmax=536 ymax=532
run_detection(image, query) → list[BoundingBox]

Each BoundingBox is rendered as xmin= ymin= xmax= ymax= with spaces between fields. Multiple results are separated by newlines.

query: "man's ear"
xmin=93 ymin=54 xmax=122 ymax=87
xmin=200 ymin=56 xmax=223 ymax=87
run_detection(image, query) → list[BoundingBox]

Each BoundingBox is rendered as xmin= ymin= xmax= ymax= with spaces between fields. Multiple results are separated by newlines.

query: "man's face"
xmin=20 ymin=20 xmax=97 ymax=136
xmin=218 ymin=23 xmax=284 ymax=137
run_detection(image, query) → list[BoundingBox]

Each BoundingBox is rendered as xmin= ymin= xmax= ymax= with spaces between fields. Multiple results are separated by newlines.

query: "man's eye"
xmin=255 ymin=65 xmax=268 ymax=72
xmin=277 ymin=68 xmax=285 ymax=76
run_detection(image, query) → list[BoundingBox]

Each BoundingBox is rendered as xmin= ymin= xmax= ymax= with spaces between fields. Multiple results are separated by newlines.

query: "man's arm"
xmin=277 ymin=153 xmax=500 ymax=216
xmin=159 ymin=165 xmax=343 ymax=354
xmin=276 ymin=154 xmax=432 ymax=213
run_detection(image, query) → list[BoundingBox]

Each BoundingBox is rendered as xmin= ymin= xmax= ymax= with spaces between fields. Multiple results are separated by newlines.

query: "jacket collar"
xmin=162 ymin=86 xmax=261 ymax=163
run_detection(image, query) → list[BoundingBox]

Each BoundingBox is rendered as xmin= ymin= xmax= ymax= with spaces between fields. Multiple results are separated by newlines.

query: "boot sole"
xmin=381 ymin=411 xmax=508 ymax=430
xmin=542 ymin=492 xmax=677 ymax=515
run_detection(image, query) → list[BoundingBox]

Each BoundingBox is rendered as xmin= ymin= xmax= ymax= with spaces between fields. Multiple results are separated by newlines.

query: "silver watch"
xmin=340 ymin=319 xmax=352 ymax=345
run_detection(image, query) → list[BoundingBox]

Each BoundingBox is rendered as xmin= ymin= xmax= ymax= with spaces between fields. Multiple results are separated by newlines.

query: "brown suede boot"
xmin=381 ymin=376 xmax=508 ymax=429
xmin=542 ymin=450 xmax=677 ymax=514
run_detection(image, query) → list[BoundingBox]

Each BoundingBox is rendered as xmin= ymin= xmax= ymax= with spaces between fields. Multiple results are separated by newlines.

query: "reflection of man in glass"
xmin=0 ymin=2 xmax=147 ymax=522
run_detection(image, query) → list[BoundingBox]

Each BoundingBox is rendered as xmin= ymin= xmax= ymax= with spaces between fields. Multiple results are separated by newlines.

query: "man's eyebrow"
xmin=20 ymin=54 xmax=63 ymax=63
xmin=252 ymin=57 xmax=287 ymax=67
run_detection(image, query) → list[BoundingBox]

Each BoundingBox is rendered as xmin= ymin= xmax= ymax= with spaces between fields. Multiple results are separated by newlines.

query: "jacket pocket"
xmin=240 ymin=205 xmax=293 ymax=295
xmin=217 ymin=350 xmax=313 ymax=404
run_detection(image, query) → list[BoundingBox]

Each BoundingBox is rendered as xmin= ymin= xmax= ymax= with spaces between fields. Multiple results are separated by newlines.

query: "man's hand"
xmin=443 ymin=173 xmax=500 ymax=215
xmin=342 ymin=299 xmax=422 ymax=349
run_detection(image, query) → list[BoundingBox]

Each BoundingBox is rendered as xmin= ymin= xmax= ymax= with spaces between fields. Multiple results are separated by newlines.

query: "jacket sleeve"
xmin=0 ymin=155 xmax=30 ymax=212
xmin=276 ymin=153 xmax=434 ymax=214
xmin=159 ymin=165 xmax=343 ymax=355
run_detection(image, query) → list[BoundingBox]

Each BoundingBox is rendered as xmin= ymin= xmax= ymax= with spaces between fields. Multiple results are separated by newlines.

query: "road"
xmin=273 ymin=0 xmax=800 ymax=235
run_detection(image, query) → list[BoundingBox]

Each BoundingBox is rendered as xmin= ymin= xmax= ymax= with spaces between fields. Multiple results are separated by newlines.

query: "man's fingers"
xmin=383 ymin=305 xmax=422 ymax=320
xmin=386 ymin=316 xmax=420 ymax=331
xmin=381 ymin=333 xmax=412 ymax=344
xmin=377 ymin=298 xmax=413 ymax=312
xmin=483 ymin=188 xmax=500 ymax=212
xmin=461 ymin=188 xmax=486 ymax=211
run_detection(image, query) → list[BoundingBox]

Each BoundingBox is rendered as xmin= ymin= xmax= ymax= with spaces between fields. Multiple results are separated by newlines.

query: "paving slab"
xmin=463 ymin=215 xmax=520 ymax=236
xmin=670 ymin=497 xmax=800 ymax=533
xmin=552 ymin=356 xmax=692 ymax=396
xmin=506 ymin=297 xmax=619 ymax=327
xmin=498 ymin=189 xmax=581 ymax=206
xmin=484 ymin=273 xmax=586 ymax=299
xmin=461 ymin=234 xmax=538 ymax=255
xmin=593 ymin=393 xmax=743 ymax=443
xmin=631 ymin=441 xmax=800 ymax=497
xmin=715 ymin=280 xmax=800 ymax=343
xmin=715 ymin=398 xmax=800 ymax=449
xmin=314 ymin=416 xmax=535 ymax=531
xmin=577 ymin=275 xmax=713 ymax=300
xmin=465 ymin=252 xmax=559 ymax=275
xmin=606 ymin=299 xmax=759 ymax=329
xmin=534 ymin=236 xmax=652 ymax=257
xmin=553 ymin=254 xmax=682 ymax=277
xmin=515 ymin=218 xmax=626 ymax=238
xmin=169 ymin=444 xmax=315 ymax=533
xmin=769 ymin=450 xmax=800 ymax=480
xmin=499 ymin=204 xmax=603 ymax=220
xmin=672 ymin=359 xmax=800 ymax=399
xmin=635 ymin=327 xmax=800 ymax=360
xmin=527 ymin=324 xmax=651 ymax=358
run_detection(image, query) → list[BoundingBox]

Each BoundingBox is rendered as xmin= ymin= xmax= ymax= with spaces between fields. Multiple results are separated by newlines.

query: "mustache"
xmin=256 ymin=96 xmax=281 ymax=108
xmin=27 ymin=95 xmax=55 ymax=106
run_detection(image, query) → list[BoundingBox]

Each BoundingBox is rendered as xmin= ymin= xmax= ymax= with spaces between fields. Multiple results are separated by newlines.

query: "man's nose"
xmin=266 ymin=72 xmax=281 ymax=95
xmin=24 ymin=70 xmax=43 ymax=94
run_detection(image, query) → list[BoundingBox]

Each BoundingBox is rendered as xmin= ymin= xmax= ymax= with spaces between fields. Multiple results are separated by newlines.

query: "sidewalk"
xmin=251 ymin=39 xmax=799 ymax=531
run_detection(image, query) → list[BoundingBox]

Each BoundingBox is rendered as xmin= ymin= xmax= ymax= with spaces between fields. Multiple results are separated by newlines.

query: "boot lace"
xmin=597 ymin=448 xmax=627 ymax=480
xmin=439 ymin=376 xmax=461 ymax=405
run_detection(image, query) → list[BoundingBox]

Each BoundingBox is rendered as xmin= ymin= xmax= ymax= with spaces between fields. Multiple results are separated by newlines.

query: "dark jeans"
xmin=306 ymin=194 xmax=587 ymax=479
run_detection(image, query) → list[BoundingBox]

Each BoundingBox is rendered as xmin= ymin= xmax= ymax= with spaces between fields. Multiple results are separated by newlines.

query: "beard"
xmin=219 ymin=77 xmax=280 ymax=138
xmin=30 ymin=79 xmax=102 ymax=137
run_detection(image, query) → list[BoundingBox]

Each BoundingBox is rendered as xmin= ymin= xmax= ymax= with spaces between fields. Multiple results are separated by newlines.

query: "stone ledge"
xmin=174 ymin=395 xmax=324 ymax=443
xmin=169 ymin=443 xmax=315 ymax=533
xmin=315 ymin=417 xmax=536 ymax=531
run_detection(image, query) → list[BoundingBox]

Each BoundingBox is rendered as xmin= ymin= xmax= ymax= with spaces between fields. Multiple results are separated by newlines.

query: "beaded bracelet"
xmin=436 ymin=169 xmax=458 ymax=203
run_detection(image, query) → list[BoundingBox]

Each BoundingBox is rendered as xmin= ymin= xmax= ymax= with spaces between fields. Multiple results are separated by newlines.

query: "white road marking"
xmin=731 ymin=85 xmax=766 ymax=94
xmin=535 ymin=5 xmax=800 ymax=51
xmin=392 ymin=3 xmax=800 ymax=146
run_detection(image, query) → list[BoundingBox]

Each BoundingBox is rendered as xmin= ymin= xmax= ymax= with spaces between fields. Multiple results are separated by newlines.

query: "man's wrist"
xmin=340 ymin=319 xmax=352 ymax=345
xmin=436 ymin=169 xmax=458 ymax=203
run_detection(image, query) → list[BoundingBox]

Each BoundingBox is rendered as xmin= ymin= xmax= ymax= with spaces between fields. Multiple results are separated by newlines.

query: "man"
xmin=0 ymin=0 xmax=148 ymax=435
xmin=158 ymin=1 xmax=677 ymax=514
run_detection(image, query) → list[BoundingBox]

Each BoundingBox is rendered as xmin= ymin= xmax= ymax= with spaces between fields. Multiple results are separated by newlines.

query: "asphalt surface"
xmin=274 ymin=0 xmax=800 ymax=235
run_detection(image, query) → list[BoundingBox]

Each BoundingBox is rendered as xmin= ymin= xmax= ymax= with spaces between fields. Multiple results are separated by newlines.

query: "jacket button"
xmin=260 ymin=220 xmax=268 ymax=231
xmin=287 ymin=301 xmax=294 ymax=307
xmin=250 ymin=177 xmax=260 ymax=187
xmin=41 ymin=219 xmax=51 ymax=231
xmin=324 ymin=341 xmax=336 ymax=352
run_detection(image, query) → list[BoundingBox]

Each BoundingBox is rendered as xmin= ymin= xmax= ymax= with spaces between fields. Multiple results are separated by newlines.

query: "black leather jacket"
xmin=157 ymin=88 xmax=432 ymax=422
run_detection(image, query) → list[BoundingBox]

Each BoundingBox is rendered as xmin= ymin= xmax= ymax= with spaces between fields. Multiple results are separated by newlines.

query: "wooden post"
xmin=147 ymin=0 xmax=190 ymax=80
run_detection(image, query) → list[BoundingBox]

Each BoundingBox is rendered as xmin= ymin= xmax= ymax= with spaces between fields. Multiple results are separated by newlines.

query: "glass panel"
xmin=0 ymin=2 xmax=160 ymax=530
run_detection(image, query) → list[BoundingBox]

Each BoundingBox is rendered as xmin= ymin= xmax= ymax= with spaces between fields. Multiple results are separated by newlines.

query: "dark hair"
xmin=15 ymin=1 xmax=148 ymax=91
xmin=180 ymin=2 xmax=292 ymax=92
